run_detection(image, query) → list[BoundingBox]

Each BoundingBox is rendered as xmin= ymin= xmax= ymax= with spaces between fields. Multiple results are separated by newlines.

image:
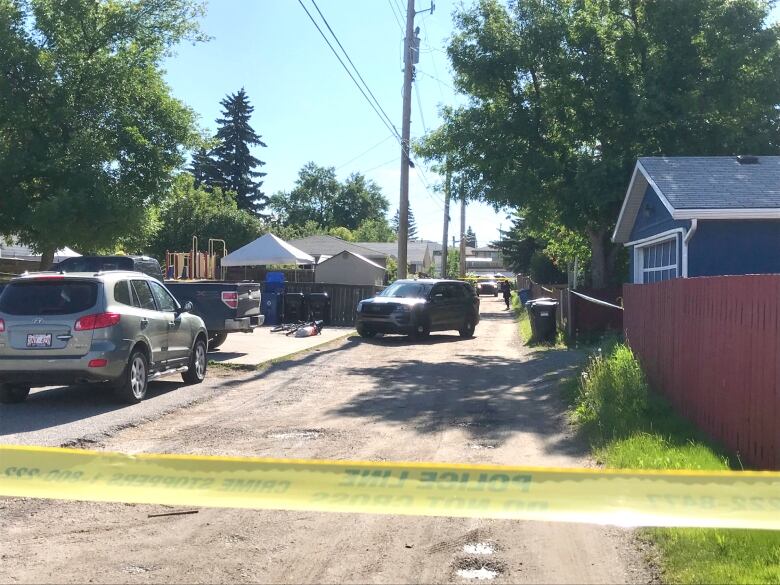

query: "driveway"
xmin=0 ymin=297 xmax=650 ymax=583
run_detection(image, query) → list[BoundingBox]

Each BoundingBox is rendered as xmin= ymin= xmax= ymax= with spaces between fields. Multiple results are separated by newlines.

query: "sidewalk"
xmin=207 ymin=325 xmax=354 ymax=366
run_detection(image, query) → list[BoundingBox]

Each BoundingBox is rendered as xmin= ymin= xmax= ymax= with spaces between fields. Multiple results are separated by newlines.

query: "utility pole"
xmin=397 ymin=0 xmax=416 ymax=279
xmin=397 ymin=1 xmax=432 ymax=279
xmin=459 ymin=182 xmax=466 ymax=278
xmin=441 ymin=163 xmax=451 ymax=278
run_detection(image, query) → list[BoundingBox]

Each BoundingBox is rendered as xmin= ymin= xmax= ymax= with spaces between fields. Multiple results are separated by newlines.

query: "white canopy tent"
xmin=53 ymin=247 xmax=81 ymax=262
xmin=220 ymin=233 xmax=314 ymax=267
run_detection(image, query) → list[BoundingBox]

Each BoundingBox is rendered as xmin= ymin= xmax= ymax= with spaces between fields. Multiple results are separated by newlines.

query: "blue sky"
xmin=164 ymin=1 xmax=780 ymax=247
xmin=163 ymin=0 xmax=506 ymax=247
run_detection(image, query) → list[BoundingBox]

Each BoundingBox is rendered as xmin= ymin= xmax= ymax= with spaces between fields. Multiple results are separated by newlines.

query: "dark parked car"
xmin=355 ymin=279 xmax=480 ymax=339
xmin=475 ymin=279 xmax=499 ymax=297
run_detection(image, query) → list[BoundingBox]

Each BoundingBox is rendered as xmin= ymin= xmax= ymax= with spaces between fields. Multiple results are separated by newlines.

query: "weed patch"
xmin=570 ymin=343 xmax=780 ymax=584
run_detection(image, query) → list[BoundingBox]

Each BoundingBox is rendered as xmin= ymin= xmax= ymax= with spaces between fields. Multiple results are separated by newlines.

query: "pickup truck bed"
xmin=165 ymin=281 xmax=264 ymax=347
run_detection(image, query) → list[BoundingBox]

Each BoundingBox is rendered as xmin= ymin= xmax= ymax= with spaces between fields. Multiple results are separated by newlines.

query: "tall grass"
xmin=571 ymin=343 xmax=780 ymax=584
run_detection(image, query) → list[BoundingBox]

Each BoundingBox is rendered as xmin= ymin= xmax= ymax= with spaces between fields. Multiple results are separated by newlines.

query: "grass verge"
xmin=570 ymin=343 xmax=780 ymax=584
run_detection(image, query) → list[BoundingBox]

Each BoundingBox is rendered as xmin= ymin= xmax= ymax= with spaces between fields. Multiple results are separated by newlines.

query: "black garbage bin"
xmin=284 ymin=292 xmax=307 ymax=322
xmin=306 ymin=292 xmax=331 ymax=325
xmin=525 ymin=298 xmax=558 ymax=342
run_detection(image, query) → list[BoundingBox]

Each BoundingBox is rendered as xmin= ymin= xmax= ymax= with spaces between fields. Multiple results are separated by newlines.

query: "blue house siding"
xmin=688 ymin=220 xmax=780 ymax=277
xmin=629 ymin=185 xmax=690 ymax=242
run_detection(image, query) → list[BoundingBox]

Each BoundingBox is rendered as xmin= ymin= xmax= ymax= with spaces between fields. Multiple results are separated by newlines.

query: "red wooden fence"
xmin=623 ymin=275 xmax=780 ymax=469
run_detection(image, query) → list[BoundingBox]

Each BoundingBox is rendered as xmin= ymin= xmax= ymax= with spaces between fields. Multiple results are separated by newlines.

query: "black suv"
xmin=55 ymin=255 xmax=163 ymax=280
xmin=356 ymin=279 xmax=480 ymax=339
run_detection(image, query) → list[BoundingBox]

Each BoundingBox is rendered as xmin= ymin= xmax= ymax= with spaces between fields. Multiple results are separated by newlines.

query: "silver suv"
xmin=0 ymin=272 xmax=208 ymax=404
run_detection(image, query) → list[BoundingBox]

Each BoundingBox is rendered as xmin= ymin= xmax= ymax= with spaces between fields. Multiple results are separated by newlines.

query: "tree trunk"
xmin=588 ymin=229 xmax=608 ymax=289
xmin=39 ymin=246 xmax=56 ymax=271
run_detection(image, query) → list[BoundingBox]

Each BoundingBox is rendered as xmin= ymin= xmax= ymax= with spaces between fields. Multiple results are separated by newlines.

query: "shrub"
xmin=574 ymin=344 xmax=648 ymax=439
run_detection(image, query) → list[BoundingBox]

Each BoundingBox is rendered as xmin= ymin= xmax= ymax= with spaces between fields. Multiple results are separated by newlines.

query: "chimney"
xmin=737 ymin=155 xmax=759 ymax=165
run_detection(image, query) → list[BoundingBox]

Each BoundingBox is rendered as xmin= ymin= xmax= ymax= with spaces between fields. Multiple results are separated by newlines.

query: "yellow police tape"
xmin=2 ymin=445 xmax=780 ymax=530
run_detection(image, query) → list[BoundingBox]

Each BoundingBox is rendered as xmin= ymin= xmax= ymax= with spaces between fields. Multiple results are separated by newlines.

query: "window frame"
xmin=148 ymin=281 xmax=179 ymax=313
xmin=635 ymin=235 xmax=679 ymax=284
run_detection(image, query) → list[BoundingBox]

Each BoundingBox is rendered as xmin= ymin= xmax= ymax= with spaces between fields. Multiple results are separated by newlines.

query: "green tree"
xmin=465 ymin=226 xmax=477 ymax=248
xmin=353 ymin=218 xmax=395 ymax=242
xmin=0 ymin=0 xmax=203 ymax=268
xmin=270 ymin=163 xmax=390 ymax=229
xmin=148 ymin=173 xmax=264 ymax=260
xmin=420 ymin=0 xmax=780 ymax=286
xmin=209 ymin=88 xmax=268 ymax=215
xmin=328 ymin=226 xmax=355 ymax=242
xmin=391 ymin=208 xmax=418 ymax=240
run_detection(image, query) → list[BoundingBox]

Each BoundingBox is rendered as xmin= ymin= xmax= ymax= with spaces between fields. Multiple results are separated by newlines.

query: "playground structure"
xmin=165 ymin=237 xmax=228 ymax=281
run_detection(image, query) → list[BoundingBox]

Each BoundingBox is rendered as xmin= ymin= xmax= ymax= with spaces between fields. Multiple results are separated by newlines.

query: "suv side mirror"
xmin=176 ymin=301 xmax=193 ymax=315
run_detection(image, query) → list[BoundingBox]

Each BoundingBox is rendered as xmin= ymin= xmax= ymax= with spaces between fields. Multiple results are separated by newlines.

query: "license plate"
xmin=540 ymin=312 xmax=550 ymax=317
xmin=26 ymin=333 xmax=52 ymax=348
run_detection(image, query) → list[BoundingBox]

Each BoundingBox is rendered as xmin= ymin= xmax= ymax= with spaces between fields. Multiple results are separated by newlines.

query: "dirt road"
xmin=0 ymin=297 xmax=651 ymax=583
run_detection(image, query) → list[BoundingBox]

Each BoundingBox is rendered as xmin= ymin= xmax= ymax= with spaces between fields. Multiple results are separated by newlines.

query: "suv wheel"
xmin=0 ymin=384 xmax=30 ymax=404
xmin=115 ymin=349 xmax=149 ymax=403
xmin=182 ymin=338 xmax=208 ymax=384
xmin=411 ymin=320 xmax=430 ymax=340
xmin=208 ymin=332 xmax=228 ymax=350
xmin=357 ymin=325 xmax=377 ymax=339
xmin=459 ymin=316 xmax=476 ymax=338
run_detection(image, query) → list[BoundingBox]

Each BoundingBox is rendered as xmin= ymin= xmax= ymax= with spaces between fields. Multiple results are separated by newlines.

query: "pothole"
xmin=122 ymin=565 xmax=155 ymax=574
xmin=468 ymin=443 xmax=496 ymax=450
xmin=463 ymin=542 xmax=496 ymax=555
xmin=264 ymin=429 xmax=323 ymax=440
xmin=454 ymin=558 xmax=505 ymax=581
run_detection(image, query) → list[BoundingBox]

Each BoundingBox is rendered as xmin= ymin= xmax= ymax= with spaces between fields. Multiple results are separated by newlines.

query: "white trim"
xmin=612 ymin=163 xmax=644 ymax=243
xmin=637 ymin=162 xmax=676 ymax=217
xmin=673 ymin=208 xmax=780 ymax=220
xmin=612 ymin=161 xmax=679 ymax=243
xmin=623 ymin=227 xmax=686 ymax=248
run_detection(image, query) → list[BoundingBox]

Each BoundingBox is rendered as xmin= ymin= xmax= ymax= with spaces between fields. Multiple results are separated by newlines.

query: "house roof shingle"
xmin=289 ymin=235 xmax=388 ymax=259
xmin=355 ymin=242 xmax=432 ymax=264
xmin=639 ymin=156 xmax=780 ymax=210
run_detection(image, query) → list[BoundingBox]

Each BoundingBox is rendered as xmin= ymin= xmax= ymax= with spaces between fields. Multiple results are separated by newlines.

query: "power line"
xmin=420 ymin=16 xmax=446 ymax=102
xmin=416 ymin=68 xmax=455 ymax=92
xmin=360 ymin=156 xmax=399 ymax=175
xmin=336 ymin=134 xmax=395 ymax=171
xmin=387 ymin=0 xmax=404 ymax=32
xmin=298 ymin=0 xmax=444 ymax=211
xmin=413 ymin=81 xmax=427 ymax=134
xmin=309 ymin=0 xmax=400 ymax=140
xmin=296 ymin=0 xmax=400 ymax=142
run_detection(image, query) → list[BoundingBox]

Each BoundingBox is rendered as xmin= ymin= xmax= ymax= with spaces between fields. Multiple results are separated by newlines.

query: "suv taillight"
xmin=0 ymin=318 xmax=4 ymax=333
xmin=74 ymin=312 xmax=121 ymax=331
xmin=221 ymin=291 xmax=238 ymax=309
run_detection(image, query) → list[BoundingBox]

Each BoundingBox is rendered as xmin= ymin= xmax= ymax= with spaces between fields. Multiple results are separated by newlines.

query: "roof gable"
xmin=317 ymin=250 xmax=385 ymax=270
xmin=613 ymin=156 xmax=780 ymax=243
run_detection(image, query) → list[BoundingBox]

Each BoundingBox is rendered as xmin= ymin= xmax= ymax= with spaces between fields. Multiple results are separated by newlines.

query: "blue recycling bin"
xmin=518 ymin=288 xmax=531 ymax=306
xmin=262 ymin=272 xmax=286 ymax=325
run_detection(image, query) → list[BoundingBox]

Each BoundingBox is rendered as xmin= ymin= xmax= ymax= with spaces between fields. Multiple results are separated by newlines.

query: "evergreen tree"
xmin=211 ymin=88 xmax=268 ymax=215
xmin=391 ymin=208 xmax=418 ymax=240
xmin=465 ymin=226 xmax=477 ymax=248
xmin=189 ymin=147 xmax=219 ymax=188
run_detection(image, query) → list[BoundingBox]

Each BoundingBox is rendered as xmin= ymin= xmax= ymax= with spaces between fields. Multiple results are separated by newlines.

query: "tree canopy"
xmin=419 ymin=0 xmax=780 ymax=286
xmin=147 ymin=173 xmax=264 ymax=260
xmin=0 ymin=0 xmax=203 ymax=267
xmin=269 ymin=162 xmax=389 ymax=230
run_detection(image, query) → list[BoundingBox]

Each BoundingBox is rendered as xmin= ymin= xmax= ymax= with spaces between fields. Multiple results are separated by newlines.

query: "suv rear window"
xmin=58 ymin=257 xmax=134 ymax=272
xmin=0 ymin=280 xmax=98 ymax=315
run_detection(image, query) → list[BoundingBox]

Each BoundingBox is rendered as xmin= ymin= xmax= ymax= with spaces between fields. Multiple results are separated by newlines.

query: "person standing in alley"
xmin=500 ymin=279 xmax=512 ymax=310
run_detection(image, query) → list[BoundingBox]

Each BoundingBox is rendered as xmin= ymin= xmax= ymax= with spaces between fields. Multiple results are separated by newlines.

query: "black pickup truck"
xmin=54 ymin=255 xmax=262 ymax=349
